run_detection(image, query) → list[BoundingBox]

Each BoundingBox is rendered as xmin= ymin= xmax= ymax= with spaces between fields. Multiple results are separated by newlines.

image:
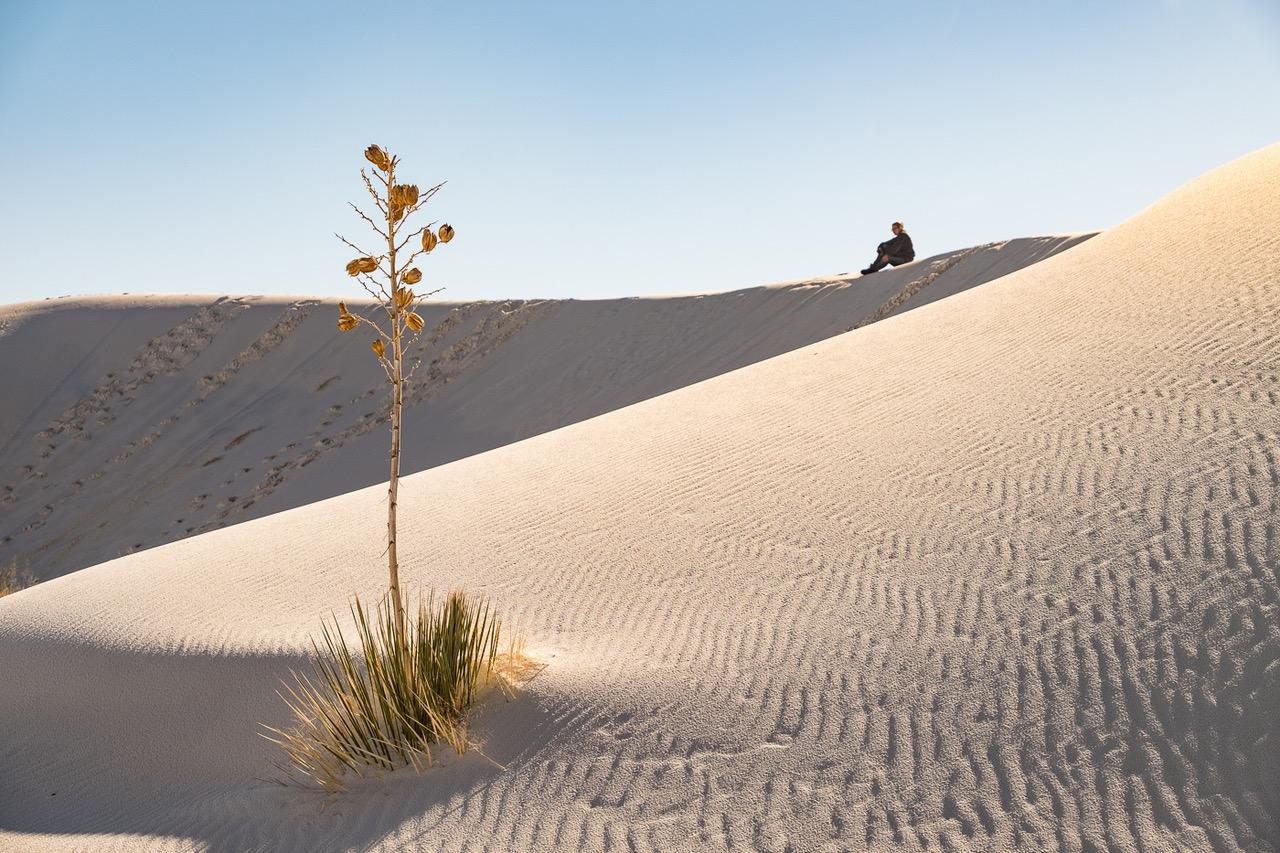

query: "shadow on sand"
xmin=0 ymin=639 xmax=582 ymax=850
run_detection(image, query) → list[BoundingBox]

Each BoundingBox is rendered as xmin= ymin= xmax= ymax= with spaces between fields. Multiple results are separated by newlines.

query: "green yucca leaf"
xmin=265 ymin=589 xmax=506 ymax=790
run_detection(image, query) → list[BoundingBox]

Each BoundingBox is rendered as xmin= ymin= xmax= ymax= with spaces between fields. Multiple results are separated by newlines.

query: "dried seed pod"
xmin=364 ymin=145 xmax=392 ymax=172
xmin=396 ymin=288 xmax=415 ymax=310
xmin=337 ymin=301 xmax=358 ymax=331
xmin=401 ymin=267 xmax=422 ymax=285
xmin=438 ymin=223 xmax=455 ymax=243
xmin=406 ymin=312 xmax=425 ymax=333
xmin=371 ymin=339 xmax=385 ymax=358
xmin=389 ymin=184 xmax=419 ymax=207
xmin=421 ymin=230 xmax=438 ymax=253
xmin=346 ymin=257 xmax=378 ymax=276
xmin=389 ymin=204 xmax=406 ymax=224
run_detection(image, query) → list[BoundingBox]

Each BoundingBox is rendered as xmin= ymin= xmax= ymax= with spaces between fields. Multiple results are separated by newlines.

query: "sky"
xmin=1 ymin=0 xmax=1278 ymax=305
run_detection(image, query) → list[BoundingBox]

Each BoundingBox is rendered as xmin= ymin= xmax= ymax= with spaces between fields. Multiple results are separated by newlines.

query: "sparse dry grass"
xmin=0 ymin=559 xmax=36 ymax=598
xmin=264 ymin=590 xmax=525 ymax=791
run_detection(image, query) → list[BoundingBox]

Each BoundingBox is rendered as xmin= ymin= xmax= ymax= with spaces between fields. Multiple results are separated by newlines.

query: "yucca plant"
xmin=264 ymin=147 xmax=519 ymax=789
xmin=264 ymin=591 xmax=501 ymax=791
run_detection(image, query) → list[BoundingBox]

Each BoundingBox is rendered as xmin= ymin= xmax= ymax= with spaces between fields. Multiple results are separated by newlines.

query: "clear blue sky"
xmin=1 ymin=1 xmax=1278 ymax=305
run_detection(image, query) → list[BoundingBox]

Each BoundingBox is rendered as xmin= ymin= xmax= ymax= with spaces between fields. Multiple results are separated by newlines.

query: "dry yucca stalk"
xmin=334 ymin=144 xmax=455 ymax=627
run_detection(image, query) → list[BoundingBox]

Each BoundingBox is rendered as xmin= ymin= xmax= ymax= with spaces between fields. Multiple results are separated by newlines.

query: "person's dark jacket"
xmin=877 ymin=232 xmax=914 ymax=261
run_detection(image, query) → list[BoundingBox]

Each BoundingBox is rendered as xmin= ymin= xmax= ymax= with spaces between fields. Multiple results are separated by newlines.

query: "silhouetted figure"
xmin=861 ymin=222 xmax=914 ymax=275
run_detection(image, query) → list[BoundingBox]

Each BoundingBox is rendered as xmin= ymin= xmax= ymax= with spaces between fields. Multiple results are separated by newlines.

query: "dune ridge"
xmin=1 ymin=145 xmax=1279 ymax=851
xmin=0 ymin=235 xmax=1087 ymax=583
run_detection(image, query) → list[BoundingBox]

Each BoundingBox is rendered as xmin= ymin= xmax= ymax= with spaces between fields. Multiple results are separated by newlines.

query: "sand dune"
xmin=0 ymin=235 xmax=1088 ymax=583
xmin=2 ymin=144 xmax=1279 ymax=852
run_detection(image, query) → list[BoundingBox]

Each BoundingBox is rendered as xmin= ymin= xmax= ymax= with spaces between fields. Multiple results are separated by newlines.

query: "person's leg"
xmin=861 ymin=254 xmax=891 ymax=274
xmin=886 ymin=256 xmax=911 ymax=267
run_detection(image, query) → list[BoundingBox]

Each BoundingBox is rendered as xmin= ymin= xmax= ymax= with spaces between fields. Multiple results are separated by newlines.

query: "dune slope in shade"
xmin=2 ymin=145 xmax=1280 ymax=851
xmin=0 ymin=234 xmax=1088 ymax=582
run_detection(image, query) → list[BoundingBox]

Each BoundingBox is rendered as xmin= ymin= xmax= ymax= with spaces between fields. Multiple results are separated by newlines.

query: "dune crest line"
xmin=0 ymin=237 xmax=1085 ymax=581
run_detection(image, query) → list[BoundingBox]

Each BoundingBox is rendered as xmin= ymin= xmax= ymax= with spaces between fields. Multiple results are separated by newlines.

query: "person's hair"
xmin=891 ymin=221 xmax=904 ymax=230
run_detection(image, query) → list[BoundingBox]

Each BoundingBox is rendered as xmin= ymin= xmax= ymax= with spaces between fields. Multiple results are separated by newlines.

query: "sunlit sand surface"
xmin=1 ymin=146 xmax=1277 ymax=851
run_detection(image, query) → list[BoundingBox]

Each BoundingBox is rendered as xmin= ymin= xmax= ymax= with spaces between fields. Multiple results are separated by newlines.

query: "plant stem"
xmin=386 ymin=162 xmax=405 ymax=630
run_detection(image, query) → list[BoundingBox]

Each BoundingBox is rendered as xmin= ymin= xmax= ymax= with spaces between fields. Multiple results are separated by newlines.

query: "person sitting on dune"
xmin=860 ymin=222 xmax=914 ymax=275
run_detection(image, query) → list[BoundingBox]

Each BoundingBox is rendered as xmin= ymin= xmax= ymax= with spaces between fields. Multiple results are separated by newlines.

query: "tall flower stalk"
xmin=335 ymin=144 xmax=454 ymax=626
xmin=261 ymin=146 xmax=525 ymax=791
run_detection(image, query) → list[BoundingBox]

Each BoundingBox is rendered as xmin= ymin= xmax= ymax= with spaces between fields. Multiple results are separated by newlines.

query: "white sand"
xmin=0 ymin=235 xmax=1087 ymax=583
xmin=2 ymin=145 xmax=1278 ymax=851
